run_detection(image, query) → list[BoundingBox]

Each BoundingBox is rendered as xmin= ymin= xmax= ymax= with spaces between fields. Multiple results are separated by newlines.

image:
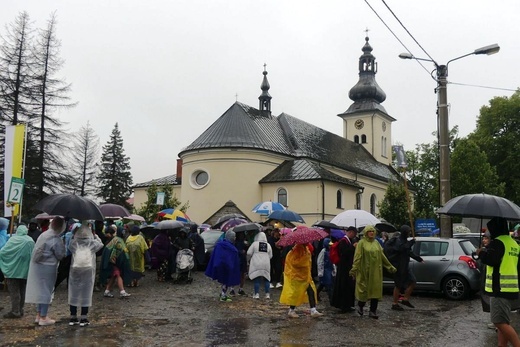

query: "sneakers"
xmin=103 ymin=291 xmax=114 ymax=298
xmin=311 ymin=310 xmax=324 ymax=317
xmin=265 ymin=293 xmax=271 ymax=300
xmin=356 ymin=306 xmax=363 ymax=316
xmin=34 ymin=315 xmax=40 ymax=324
xmin=287 ymin=310 xmax=299 ymax=318
xmin=269 ymin=283 xmax=275 ymax=289
xmin=79 ymin=319 xmax=90 ymax=327
xmin=401 ymin=300 xmax=415 ymax=308
xmin=238 ymin=289 xmax=246 ymax=296
xmin=220 ymin=295 xmax=232 ymax=302
xmin=369 ymin=311 xmax=379 ymax=319
xmin=275 ymin=283 xmax=283 ymax=288
xmin=38 ymin=317 xmax=56 ymax=326
xmin=229 ymin=289 xmax=236 ymax=296
xmin=391 ymin=304 xmax=404 ymax=311
xmin=120 ymin=291 xmax=131 ymax=298
xmin=69 ymin=318 xmax=79 ymax=326
xmin=252 ymin=293 xmax=260 ymax=299
xmin=487 ymin=323 xmax=496 ymax=329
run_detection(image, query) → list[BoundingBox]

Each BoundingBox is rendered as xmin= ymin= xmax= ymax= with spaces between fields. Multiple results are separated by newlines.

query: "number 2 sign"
xmin=7 ymin=177 xmax=25 ymax=204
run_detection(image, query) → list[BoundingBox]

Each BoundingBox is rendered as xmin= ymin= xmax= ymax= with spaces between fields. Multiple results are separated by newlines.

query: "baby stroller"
xmin=173 ymin=249 xmax=194 ymax=284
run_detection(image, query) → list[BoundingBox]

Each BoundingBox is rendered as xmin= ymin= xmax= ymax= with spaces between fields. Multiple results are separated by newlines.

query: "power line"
xmin=363 ymin=0 xmax=433 ymax=79
xmin=448 ymin=82 xmax=517 ymax=92
xmin=381 ymin=0 xmax=437 ymax=64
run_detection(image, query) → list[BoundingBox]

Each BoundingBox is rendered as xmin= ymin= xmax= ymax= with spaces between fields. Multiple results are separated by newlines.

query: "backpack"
xmin=383 ymin=237 xmax=399 ymax=266
xmin=329 ymin=239 xmax=344 ymax=265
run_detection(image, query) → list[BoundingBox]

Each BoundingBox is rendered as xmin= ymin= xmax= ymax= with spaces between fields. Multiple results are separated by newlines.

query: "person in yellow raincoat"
xmin=126 ymin=225 xmax=149 ymax=287
xmin=280 ymin=244 xmax=323 ymax=318
xmin=349 ymin=225 xmax=396 ymax=319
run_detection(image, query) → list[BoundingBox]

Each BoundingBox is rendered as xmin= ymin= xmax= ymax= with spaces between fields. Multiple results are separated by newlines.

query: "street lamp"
xmin=400 ymin=44 xmax=500 ymax=238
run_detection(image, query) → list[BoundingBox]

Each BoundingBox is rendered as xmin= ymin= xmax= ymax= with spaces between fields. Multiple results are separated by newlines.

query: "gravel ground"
xmin=0 ymin=269 xmax=510 ymax=346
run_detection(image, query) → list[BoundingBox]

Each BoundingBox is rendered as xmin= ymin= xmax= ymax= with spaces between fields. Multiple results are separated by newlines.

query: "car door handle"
xmin=440 ymin=258 xmax=450 ymax=261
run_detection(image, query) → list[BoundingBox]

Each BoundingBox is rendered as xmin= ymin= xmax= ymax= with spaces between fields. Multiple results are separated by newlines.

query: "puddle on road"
xmin=205 ymin=318 xmax=250 ymax=346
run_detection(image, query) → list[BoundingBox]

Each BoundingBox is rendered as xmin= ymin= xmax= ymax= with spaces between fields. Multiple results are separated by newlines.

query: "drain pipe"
xmin=321 ymin=179 xmax=325 ymax=220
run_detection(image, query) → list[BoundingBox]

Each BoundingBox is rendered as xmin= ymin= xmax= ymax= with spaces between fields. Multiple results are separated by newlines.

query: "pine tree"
xmin=66 ymin=121 xmax=100 ymax=198
xmin=98 ymin=123 xmax=133 ymax=209
xmin=31 ymin=12 xmax=75 ymax=198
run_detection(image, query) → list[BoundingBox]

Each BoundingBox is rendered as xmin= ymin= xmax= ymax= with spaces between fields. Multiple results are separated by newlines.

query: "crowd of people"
xmin=2 ymin=212 xmax=520 ymax=347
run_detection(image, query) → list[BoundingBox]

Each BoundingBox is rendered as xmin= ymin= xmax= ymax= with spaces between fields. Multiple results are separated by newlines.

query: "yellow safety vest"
xmin=485 ymin=235 xmax=520 ymax=293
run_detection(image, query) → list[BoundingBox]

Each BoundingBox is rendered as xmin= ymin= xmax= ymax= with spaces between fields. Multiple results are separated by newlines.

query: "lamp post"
xmin=399 ymin=44 xmax=500 ymax=238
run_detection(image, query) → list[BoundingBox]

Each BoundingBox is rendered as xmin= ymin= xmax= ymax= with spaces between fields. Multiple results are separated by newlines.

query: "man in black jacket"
xmin=387 ymin=225 xmax=423 ymax=311
xmin=477 ymin=217 xmax=520 ymax=347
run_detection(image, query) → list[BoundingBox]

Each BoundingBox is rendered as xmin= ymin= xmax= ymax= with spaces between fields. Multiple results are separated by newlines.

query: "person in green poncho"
xmin=0 ymin=225 xmax=35 ymax=318
xmin=349 ymin=225 xmax=396 ymax=319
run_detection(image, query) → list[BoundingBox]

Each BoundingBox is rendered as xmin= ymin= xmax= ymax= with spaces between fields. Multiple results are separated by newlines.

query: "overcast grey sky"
xmin=2 ymin=1 xmax=519 ymax=184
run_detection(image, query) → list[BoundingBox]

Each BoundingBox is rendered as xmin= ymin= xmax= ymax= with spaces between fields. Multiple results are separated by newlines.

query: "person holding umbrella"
xmin=477 ymin=217 xmax=520 ymax=347
xmin=279 ymin=227 xmax=326 ymax=318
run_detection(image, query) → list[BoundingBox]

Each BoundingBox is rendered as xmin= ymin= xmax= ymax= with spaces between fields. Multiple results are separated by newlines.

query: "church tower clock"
xmin=338 ymin=35 xmax=395 ymax=165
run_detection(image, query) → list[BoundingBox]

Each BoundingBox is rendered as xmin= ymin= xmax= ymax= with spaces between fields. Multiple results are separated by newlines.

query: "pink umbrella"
xmin=279 ymin=227 xmax=293 ymax=236
xmin=277 ymin=226 xmax=328 ymax=247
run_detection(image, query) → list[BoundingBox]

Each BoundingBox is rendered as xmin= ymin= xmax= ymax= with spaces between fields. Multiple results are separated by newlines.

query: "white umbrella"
xmin=331 ymin=209 xmax=380 ymax=228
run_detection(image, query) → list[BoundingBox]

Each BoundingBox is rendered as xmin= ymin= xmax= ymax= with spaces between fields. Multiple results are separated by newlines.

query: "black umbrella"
xmin=375 ymin=222 xmax=398 ymax=233
xmin=140 ymin=225 xmax=159 ymax=240
xmin=437 ymin=193 xmax=520 ymax=220
xmin=34 ymin=193 xmax=104 ymax=220
xmin=232 ymin=223 xmax=263 ymax=233
xmin=99 ymin=203 xmax=131 ymax=218
xmin=312 ymin=220 xmax=338 ymax=229
xmin=213 ymin=214 xmax=246 ymax=228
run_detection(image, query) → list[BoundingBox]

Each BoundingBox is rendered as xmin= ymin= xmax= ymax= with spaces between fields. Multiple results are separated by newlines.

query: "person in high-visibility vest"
xmin=477 ymin=216 xmax=520 ymax=347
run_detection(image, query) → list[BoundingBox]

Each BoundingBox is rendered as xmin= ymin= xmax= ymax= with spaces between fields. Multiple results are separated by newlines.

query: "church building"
xmin=133 ymin=36 xmax=401 ymax=225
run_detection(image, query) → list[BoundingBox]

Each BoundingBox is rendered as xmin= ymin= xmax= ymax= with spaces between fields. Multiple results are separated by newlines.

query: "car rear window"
xmin=459 ymin=240 xmax=476 ymax=255
xmin=416 ymin=241 xmax=449 ymax=256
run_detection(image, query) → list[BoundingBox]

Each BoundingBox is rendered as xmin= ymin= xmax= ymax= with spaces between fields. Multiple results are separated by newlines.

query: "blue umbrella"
xmin=268 ymin=209 xmax=305 ymax=223
xmin=252 ymin=201 xmax=286 ymax=215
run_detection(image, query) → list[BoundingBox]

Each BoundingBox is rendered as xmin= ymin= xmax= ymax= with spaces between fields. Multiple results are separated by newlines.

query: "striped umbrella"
xmin=252 ymin=201 xmax=286 ymax=215
xmin=220 ymin=218 xmax=248 ymax=232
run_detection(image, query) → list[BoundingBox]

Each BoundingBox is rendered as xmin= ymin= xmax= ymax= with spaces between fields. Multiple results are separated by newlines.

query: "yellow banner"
xmin=4 ymin=124 xmax=25 ymax=217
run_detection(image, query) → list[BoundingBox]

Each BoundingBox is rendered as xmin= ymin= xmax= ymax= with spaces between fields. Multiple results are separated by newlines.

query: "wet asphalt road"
xmin=0 ymin=269 xmax=510 ymax=346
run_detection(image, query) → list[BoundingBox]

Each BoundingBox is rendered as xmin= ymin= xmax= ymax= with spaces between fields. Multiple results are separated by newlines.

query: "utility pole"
xmin=437 ymin=65 xmax=452 ymax=238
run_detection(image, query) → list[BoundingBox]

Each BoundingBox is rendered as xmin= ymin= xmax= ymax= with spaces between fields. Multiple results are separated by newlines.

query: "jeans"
xmin=70 ymin=305 xmax=89 ymax=317
xmin=253 ymin=276 xmax=270 ymax=294
xmin=358 ymin=298 xmax=379 ymax=313
xmin=38 ymin=304 xmax=49 ymax=317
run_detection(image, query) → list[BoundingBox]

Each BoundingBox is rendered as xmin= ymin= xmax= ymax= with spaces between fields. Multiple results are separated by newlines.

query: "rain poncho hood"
xmin=487 ymin=217 xmax=509 ymax=239
xmin=0 ymin=225 xmax=35 ymax=278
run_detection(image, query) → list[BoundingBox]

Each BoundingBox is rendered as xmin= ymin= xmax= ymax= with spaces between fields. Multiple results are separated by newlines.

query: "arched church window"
xmin=361 ymin=134 xmax=367 ymax=143
xmin=336 ymin=190 xmax=342 ymax=208
xmin=277 ymin=188 xmax=288 ymax=207
xmin=354 ymin=135 xmax=359 ymax=143
xmin=370 ymin=194 xmax=377 ymax=215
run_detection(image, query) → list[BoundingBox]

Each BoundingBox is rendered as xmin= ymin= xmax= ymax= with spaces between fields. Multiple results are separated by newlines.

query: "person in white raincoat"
xmin=68 ymin=222 xmax=103 ymax=327
xmin=25 ymin=217 xmax=66 ymax=326
xmin=247 ymin=231 xmax=273 ymax=299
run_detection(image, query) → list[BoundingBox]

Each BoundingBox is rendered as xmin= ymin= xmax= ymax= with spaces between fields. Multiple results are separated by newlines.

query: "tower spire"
xmin=258 ymin=63 xmax=272 ymax=116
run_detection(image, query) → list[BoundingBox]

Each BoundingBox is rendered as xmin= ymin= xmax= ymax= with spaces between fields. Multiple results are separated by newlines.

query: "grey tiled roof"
xmin=179 ymin=102 xmax=399 ymax=183
xmin=259 ymin=159 xmax=362 ymax=188
xmin=133 ymin=174 xmax=178 ymax=188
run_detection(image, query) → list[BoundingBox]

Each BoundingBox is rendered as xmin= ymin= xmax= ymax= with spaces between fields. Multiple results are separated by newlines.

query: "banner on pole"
xmin=4 ymin=124 xmax=25 ymax=217
xmin=393 ymin=145 xmax=407 ymax=168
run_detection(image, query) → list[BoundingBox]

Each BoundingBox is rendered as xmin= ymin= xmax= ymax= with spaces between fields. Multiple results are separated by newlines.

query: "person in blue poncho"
xmin=0 ymin=217 xmax=9 ymax=287
xmin=0 ymin=224 xmax=35 ymax=318
xmin=205 ymin=230 xmax=240 ymax=302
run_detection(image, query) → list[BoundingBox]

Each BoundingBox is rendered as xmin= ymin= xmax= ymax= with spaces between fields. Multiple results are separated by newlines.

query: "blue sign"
xmin=415 ymin=219 xmax=437 ymax=231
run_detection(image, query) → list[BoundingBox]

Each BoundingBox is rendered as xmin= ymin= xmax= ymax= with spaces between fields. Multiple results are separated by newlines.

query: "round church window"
xmin=191 ymin=169 xmax=210 ymax=189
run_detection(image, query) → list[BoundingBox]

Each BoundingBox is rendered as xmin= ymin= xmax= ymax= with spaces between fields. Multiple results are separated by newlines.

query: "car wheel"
xmin=443 ymin=275 xmax=469 ymax=300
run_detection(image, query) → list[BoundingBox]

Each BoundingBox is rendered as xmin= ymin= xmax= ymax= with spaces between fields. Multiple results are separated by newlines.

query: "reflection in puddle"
xmin=206 ymin=318 xmax=249 ymax=346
